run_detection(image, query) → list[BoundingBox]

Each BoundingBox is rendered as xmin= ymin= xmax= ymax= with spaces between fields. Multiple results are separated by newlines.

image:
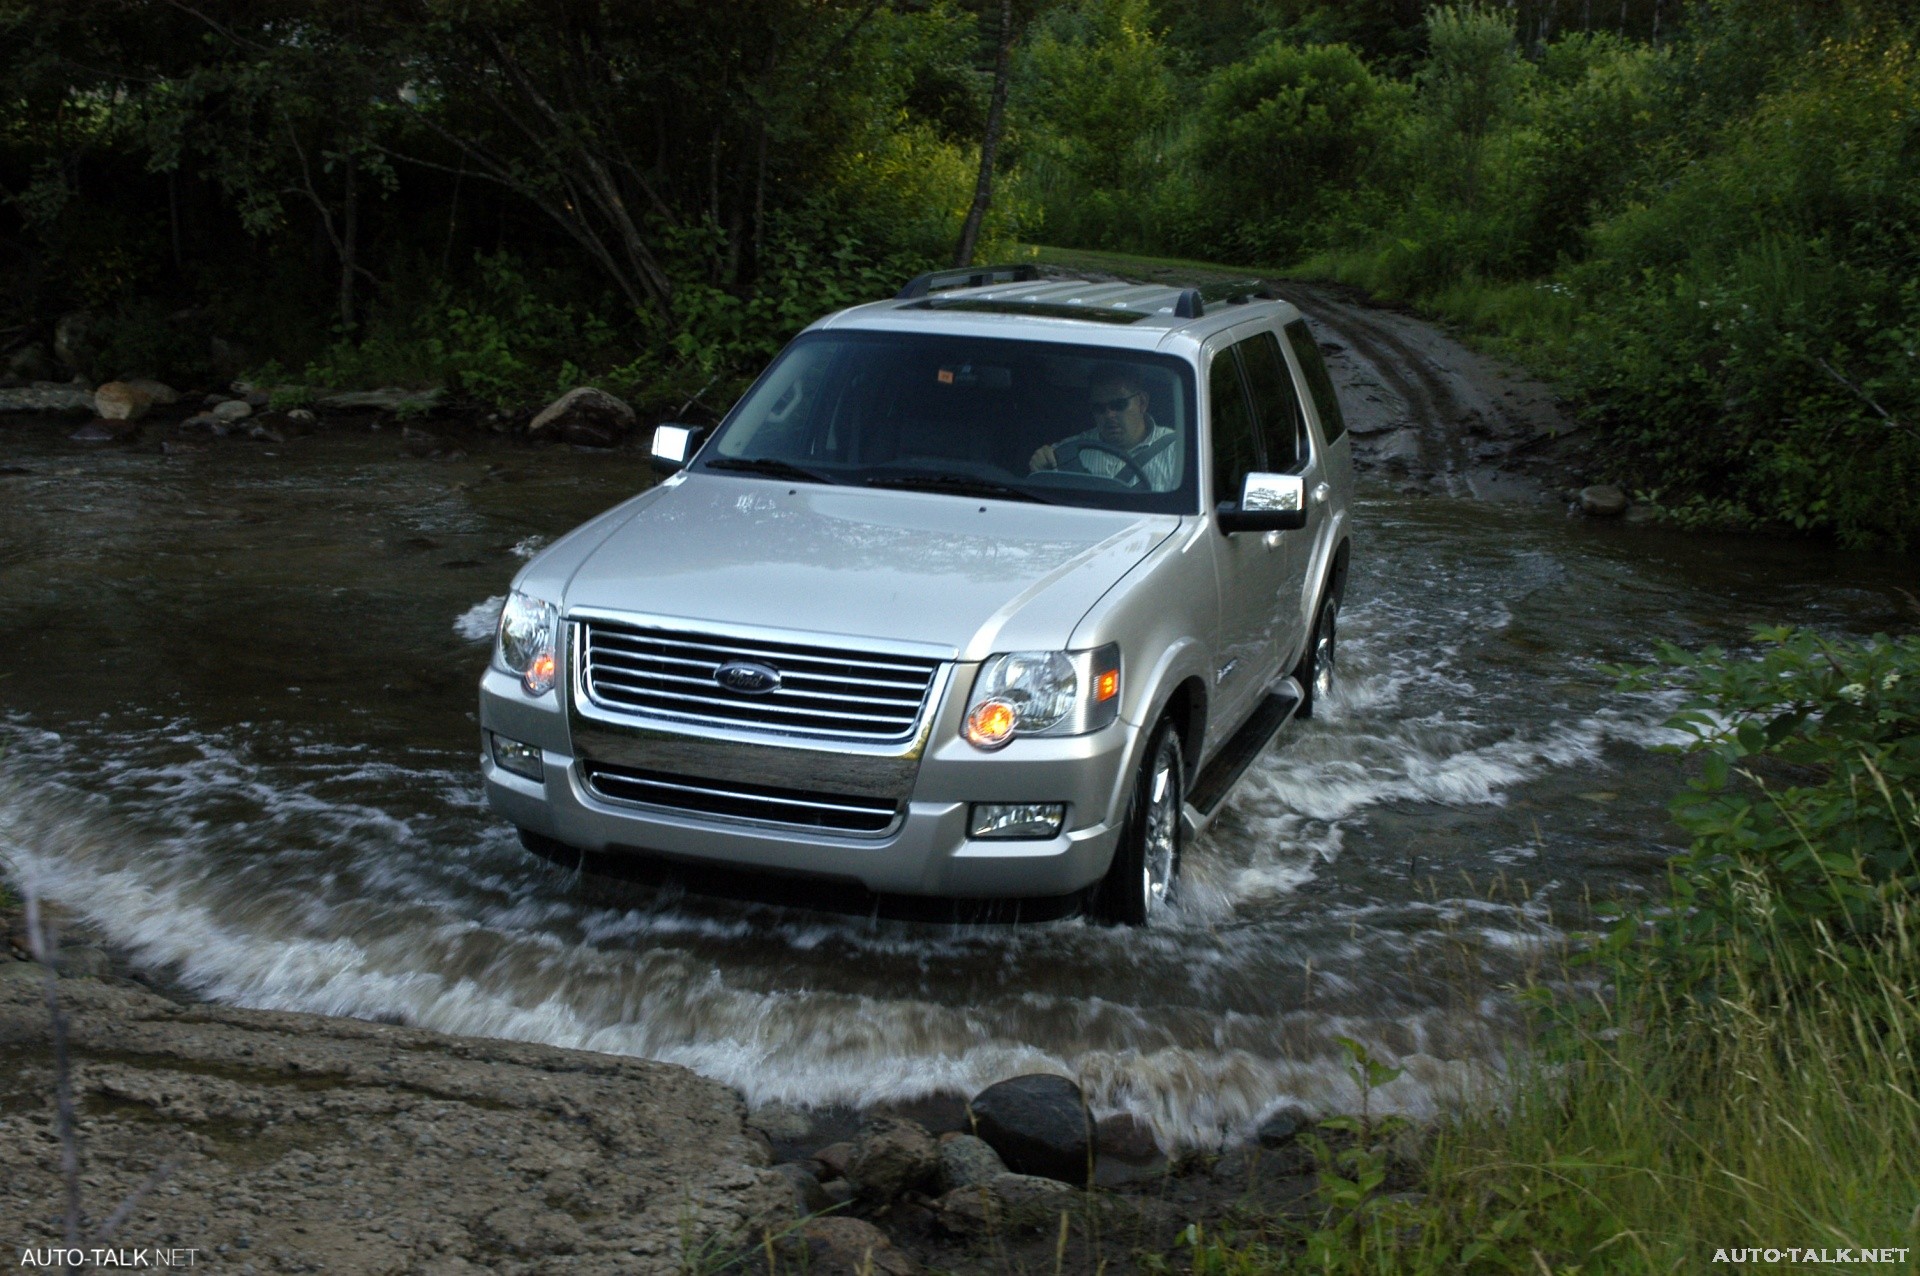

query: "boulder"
xmin=94 ymin=379 xmax=178 ymax=421
xmin=1579 ymin=484 xmax=1630 ymax=517
xmin=528 ymin=386 xmax=635 ymax=448
xmin=936 ymin=1132 xmax=1007 ymax=1192
xmin=211 ymin=399 xmax=253 ymax=424
xmin=967 ymin=1073 xmax=1090 ymax=1184
xmin=847 ymin=1116 xmax=938 ymax=1202
xmin=932 ymin=1172 xmax=1074 ymax=1236
xmin=796 ymin=1218 xmax=919 ymax=1276
xmin=746 ymin=1102 xmax=814 ymax=1145
xmin=1254 ymin=1104 xmax=1315 ymax=1148
xmin=770 ymin=1162 xmax=832 ymax=1215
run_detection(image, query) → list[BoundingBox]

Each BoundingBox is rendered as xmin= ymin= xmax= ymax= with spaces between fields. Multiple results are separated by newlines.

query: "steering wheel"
xmin=1058 ymin=439 xmax=1151 ymax=489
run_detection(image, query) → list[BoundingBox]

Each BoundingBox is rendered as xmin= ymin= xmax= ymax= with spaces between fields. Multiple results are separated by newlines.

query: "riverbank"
xmin=2 ymin=898 xmax=1399 ymax=1275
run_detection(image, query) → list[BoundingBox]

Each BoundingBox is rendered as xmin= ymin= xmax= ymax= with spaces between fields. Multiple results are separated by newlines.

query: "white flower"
xmin=1838 ymin=683 xmax=1867 ymax=703
xmin=1883 ymin=671 xmax=1902 ymax=690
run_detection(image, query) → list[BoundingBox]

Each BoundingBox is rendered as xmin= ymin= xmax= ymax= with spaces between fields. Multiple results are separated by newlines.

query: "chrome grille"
xmin=578 ymin=621 xmax=941 ymax=740
xmin=582 ymin=763 xmax=899 ymax=835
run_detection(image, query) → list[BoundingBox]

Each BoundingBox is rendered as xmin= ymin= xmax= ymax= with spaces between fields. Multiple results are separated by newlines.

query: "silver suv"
xmin=480 ymin=266 xmax=1353 ymax=923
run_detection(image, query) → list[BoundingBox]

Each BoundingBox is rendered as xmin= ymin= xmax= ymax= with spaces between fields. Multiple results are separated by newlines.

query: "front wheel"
xmin=1294 ymin=596 xmax=1337 ymax=719
xmin=1088 ymin=720 xmax=1184 ymax=926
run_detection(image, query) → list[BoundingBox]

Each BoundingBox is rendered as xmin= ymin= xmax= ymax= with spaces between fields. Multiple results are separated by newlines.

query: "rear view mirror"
xmin=650 ymin=423 xmax=705 ymax=475
xmin=1216 ymin=472 xmax=1307 ymax=533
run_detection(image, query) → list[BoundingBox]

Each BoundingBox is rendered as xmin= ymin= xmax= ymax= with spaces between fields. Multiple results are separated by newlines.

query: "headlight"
xmin=962 ymin=643 xmax=1121 ymax=750
xmin=496 ymin=590 xmax=559 ymax=696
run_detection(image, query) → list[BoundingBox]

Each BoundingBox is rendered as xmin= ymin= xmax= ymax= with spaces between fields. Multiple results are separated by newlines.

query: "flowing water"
xmin=0 ymin=422 xmax=1911 ymax=1148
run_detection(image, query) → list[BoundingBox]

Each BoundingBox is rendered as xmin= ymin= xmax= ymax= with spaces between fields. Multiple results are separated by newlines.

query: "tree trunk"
xmin=338 ymin=163 xmax=359 ymax=332
xmin=952 ymin=0 xmax=1013 ymax=269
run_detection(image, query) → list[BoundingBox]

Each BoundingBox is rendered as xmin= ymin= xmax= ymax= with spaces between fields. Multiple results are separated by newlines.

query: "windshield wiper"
xmin=863 ymin=473 xmax=1052 ymax=504
xmin=705 ymin=456 xmax=837 ymax=485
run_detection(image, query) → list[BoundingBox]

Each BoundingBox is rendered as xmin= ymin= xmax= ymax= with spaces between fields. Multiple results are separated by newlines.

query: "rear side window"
xmin=1284 ymin=319 xmax=1346 ymax=443
xmin=1238 ymin=331 xmax=1307 ymax=472
xmin=1208 ymin=348 xmax=1259 ymax=505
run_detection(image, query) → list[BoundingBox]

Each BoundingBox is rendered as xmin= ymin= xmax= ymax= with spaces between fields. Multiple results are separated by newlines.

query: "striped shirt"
xmin=1058 ymin=420 xmax=1180 ymax=491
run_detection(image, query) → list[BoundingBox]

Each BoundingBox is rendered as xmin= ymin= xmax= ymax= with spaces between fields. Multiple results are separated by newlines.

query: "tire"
xmin=1294 ymin=595 xmax=1337 ymax=720
xmin=1089 ymin=720 xmax=1184 ymax=926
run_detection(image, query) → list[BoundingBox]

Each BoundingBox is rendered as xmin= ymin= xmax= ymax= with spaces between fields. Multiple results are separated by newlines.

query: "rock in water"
xmin=529 ymin=386 xmax=636 ymax=448
xmin=94 ymin=379 xmax=177 ymax=420
xmin=847 ymin=1116 xmax=938 ymax=1202
xmin=0 ymin=384 xmax=95 ymax=414
xmin=967 ymin=1073 xmax=1090 ymax=1184
xmin=936 ymin=1132 xmax=1007 ymax=1191
xmin=211 ymin=399 xmax=253 ymax=424
xmin=1579 ymin=484 xmax=1629 ymax=517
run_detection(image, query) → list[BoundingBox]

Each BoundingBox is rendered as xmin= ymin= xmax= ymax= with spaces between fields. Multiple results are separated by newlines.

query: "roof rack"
xmin=896 ymin=263 xmax=1043 ymax=300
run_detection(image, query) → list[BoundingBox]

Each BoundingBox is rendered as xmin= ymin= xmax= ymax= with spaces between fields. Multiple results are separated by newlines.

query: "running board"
xmin=1182 ymin=678 xmax=1303 ymax=839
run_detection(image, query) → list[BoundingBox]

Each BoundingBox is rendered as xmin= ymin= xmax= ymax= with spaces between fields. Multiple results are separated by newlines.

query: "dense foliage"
xmin=1010 ymin=0 xmax=1920 ymax=548
xmin=5 ymin=0 xmax=1918 ymax=543
xmin=0 ymin=0 xmax=1004 ymax=413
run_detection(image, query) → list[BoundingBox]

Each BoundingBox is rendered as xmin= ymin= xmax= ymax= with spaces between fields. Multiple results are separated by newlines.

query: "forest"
xmin=2 ymin=0 xmax=1916 ymax=545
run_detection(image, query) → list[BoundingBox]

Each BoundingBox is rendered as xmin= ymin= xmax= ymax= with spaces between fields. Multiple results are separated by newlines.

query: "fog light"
xmin=490 ymin=733 xmax=544 ymax=781
xmin=968 ymin=802 xmax=1066 ymax=840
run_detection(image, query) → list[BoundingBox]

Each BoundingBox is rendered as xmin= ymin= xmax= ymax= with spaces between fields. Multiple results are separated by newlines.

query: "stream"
xmin=0 ymin=415 xmax=1911 ymax=1150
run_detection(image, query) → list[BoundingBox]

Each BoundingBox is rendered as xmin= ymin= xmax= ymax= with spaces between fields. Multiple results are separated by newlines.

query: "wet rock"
xmin=797 ymin=1217 xmax=920 ymax=1276
xmin=747 ymin=1101 xmax=813 ymax=1145
xmin=819 ymin=1176 xmax=855 ymax=1208
xmin=933 ymin=1172 xmax=1075 ymax=1236
xmin=1578 ymin=484 xmax=1629 ymax=517
xmin=316 ymin=386 xmax=444 ymax=413
xmin=247 ymin=422 xmax=286 ymax=445
xmin=212 ymin=399 xmax=253 ymax=424
xmin=848 ymin=1115 xmax=938 ymax=1202
xmin=937 ymin=1132 xmax=1007 ymax=1191
xmin=0 ymin=383 xmax=95 ymax=414
xmin=968 ymin=1073 xmax=1090 ymax=1184
xmin=1093 ymin=1112 xmax=1167 ymax=1186
xmin=70 ymin=418 xmax=138 ymax=443
xmin=0 ymin=961 xmax=50 ymax=988
xmin=812 ymin=1140 xmax=856 ymax=1180
xmin=771 ymin=1162 xmax=832 ymax=1215
xmin=286 ymin=408 xmax=317 ymax=427
xmin=176 ymin=412 xmax=222 ymax=433
xmin=529 ymin=386 xmax=635 ymax=448
xmin=1255 ymin=1104 xmax=1314 ymax=1147
xmin=53 ymin=946 xmax=112 ymax=979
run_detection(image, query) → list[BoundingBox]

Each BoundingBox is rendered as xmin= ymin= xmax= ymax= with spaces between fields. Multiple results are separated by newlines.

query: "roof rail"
xmin=1172 ymin=288 xmax=1205 ymax=319
xmin=1197 ymin=279 xmax=1276 ymax=306
xmin=896 ymin=262 xmax=1043 ymax=300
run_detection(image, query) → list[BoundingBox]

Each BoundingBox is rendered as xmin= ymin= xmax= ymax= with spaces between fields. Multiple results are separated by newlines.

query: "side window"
xmin=1208 ymin=347 xmax=1259 ymax=505
xmin=1239 ymin=332 xmax=1308 ymax=472
xmin=1284 ymin=319 xmax=1346 ymax=443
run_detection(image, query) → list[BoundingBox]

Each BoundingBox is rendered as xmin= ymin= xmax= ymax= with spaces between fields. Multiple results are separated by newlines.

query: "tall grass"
xmin=1178 ymin=630 xmax=1920 ymax=1273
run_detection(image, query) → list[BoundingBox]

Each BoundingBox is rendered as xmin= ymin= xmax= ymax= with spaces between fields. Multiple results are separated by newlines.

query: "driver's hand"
xmin=1029 ymin=442 xmax=1059 ymax=472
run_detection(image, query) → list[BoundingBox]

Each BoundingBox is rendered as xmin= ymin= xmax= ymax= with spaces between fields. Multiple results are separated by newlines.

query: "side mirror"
xmin=1216 ymin=472 xmax=1307 ymax=533
xmin=649 ymin=423 xmax=705 ymax=475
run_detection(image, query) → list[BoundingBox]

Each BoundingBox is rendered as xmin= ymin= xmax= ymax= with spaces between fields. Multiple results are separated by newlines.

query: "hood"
xmin=561 ymin=473 xmax=1177 ymax=659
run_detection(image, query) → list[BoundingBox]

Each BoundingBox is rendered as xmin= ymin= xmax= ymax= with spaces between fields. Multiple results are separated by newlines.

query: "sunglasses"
xmin=1089 ymin=391 xmax=1141 ymax=414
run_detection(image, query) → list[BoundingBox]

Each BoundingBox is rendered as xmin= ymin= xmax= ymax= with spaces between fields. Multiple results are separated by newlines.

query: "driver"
xmin=1028 ymin=366 xmax=1178 ymax=491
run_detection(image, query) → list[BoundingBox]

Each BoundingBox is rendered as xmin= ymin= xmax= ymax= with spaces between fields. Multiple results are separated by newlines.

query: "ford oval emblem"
xmin=714 ymin=660 xmax=781 ymax=695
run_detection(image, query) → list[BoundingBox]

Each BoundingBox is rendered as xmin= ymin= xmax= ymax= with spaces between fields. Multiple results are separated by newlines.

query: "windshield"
xmin=693 ymin=331 xmax=1199 ymax=513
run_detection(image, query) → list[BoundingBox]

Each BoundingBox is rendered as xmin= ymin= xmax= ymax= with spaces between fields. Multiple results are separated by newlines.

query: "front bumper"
xmin=478 ymin=662 xmax=1139 ymax=898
